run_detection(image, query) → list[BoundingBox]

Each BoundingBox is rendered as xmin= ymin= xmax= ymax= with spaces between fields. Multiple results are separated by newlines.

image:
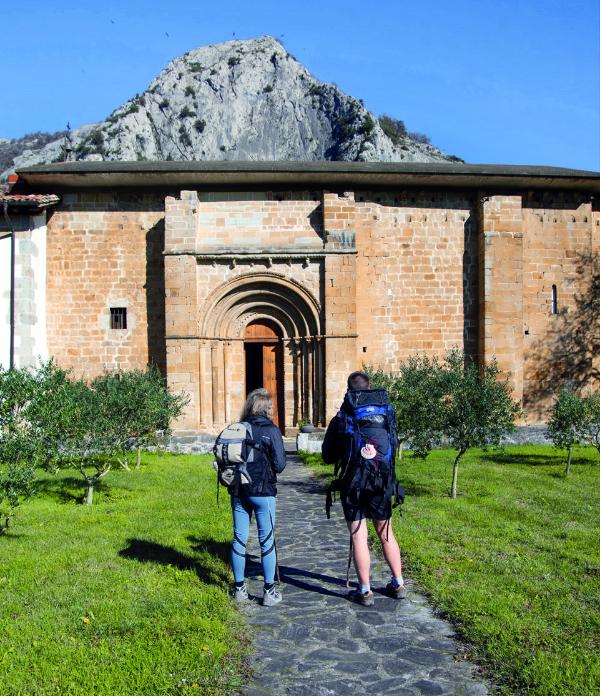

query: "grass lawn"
xmin=301 ymin=445 xmax=600 ymax=695
xmin=0 ymin=453 xmax=247 ymax=695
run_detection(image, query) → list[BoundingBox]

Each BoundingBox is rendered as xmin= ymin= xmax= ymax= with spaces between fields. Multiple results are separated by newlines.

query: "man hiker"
xmin=322 ymin=371 xmax=407 ymax=606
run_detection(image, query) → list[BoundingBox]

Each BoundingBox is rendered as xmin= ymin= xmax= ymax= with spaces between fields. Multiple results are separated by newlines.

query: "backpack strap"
xmin=325 ymin=478 xmax=341 ymax=519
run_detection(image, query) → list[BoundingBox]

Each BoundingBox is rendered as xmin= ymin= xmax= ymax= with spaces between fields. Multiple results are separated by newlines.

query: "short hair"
xmin=240 ymin=388 xmax=273 ymax=420
xmin=347 ymin=371 xmax=370 ymax=390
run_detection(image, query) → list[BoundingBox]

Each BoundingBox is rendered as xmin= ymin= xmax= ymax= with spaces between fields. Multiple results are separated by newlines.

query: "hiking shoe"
xmin=348 ymin=588 xmax=375 ymax=607
xmin=262 ymin=586 xmax=282 ymax=607
xmin=232 ymin=584 xmax=249 ymax=603
xmin=384 ymin=582 xmax=407 ymax=599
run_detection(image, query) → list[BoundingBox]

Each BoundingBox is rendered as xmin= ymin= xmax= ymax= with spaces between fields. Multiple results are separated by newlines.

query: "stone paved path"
xmin=240 ymin=454 xmax=489 ymax=696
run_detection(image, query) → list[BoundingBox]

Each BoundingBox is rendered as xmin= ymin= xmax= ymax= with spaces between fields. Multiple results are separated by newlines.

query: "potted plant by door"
xmin=298 ymin=418 xmax=315 ymax=433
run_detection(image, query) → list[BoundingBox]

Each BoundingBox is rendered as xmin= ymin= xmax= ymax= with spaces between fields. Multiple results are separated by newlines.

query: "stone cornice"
xmin=164 ymin=249 xmax=356 ymax=258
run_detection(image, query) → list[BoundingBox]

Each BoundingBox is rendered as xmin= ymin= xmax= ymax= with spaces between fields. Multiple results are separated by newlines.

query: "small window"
xmin=110 ymin=307 xmax=127 ymax=330
xmin=551 ymin=285 xmax=558 ymax=315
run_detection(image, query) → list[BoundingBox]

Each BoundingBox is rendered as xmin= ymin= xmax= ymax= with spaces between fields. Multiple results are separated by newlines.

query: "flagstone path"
xmin=240 ymin=452 xmax=490 ymax=696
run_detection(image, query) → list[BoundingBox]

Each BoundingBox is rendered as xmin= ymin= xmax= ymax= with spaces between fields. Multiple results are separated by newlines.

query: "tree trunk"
xmin=398 ymin=441 xmax=404 ymax=461
xmin=451 ymin=450 xmax=465 ymax=498
xmin=565 ymin=446 xmax=573 ymax=477
xmin=85 ymin=483 xmax=94 ymax=505
xmin=121 ymin=447 xmax=130 ymax=471
xmin=136 ymin=446 xmax=141 ymax=469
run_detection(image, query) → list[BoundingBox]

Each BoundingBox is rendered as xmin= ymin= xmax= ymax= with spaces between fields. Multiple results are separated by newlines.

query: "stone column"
xmin=293 ymin=339 xmax=302 ymax=426
xmin=306 ymin=337 xmax=314 ymax=424
xmin=315 ymin=336 xmax=325 ymax=426
xmin=479 ymin=194 xmax=524 ymax=403
xmin=164 ymin=191 xmax=200 ymax=432
xmin=223 ymin=340 xmax=231 ymax=424
xmin=282 ymin=338 xmax=295 ymax=432
xmin=198 ymin=340 xmax=209 ymax=427
xmin=301 ymin=338 xmax=309 ymax=420
xmin=211 ymin=341 xmax=219 ymax=426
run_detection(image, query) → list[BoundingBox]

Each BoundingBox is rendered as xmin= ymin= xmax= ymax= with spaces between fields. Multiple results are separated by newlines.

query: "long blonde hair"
xmin=240 ymin=388 xmax=274 ymax=421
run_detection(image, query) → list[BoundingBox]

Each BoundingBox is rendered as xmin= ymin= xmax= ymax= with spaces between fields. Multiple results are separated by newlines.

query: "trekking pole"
xmin=269 ymin=510 xmax=281 ymax=585
xmin=345 ymin=536 xmax=353 ymax=588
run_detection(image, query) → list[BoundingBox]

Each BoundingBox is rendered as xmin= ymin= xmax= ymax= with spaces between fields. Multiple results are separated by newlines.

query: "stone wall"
xmin=0 ymin=211 xmax=48 ymax=369
xmin=164 ymin=189 xmax=328 ymax=432
xmin=45 ymin=191 xmax=165 ymax=377
xmin=354 ymin=191 xmax=477 ymax=371
xmin=39 ymin=184 xmax=598 ymax=434
xmin=521 ymin=193 xmax=598 ymax=419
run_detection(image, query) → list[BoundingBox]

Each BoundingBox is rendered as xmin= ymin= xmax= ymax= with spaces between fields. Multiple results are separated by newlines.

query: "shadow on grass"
xmin=402 ymin=481 xmax=436 ymax=497
xmin=479 ymin=452 xmax=598 ymax=467
xmin=33 ymin=476 xmax=116 ymax=504
xmin=187 ymin=534 xmax=230 ymax=564
xmin=0 ymin=532 xmax=26 ymax=540
xmin=119 ymin=537 xmax=230 ymax=585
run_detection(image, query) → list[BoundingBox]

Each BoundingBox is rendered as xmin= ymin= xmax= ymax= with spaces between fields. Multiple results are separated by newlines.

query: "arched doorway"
xmin=198 ymin=273 xmax=324 ymax=433
xmin=244 ymin=319 xmax=284 ymax=428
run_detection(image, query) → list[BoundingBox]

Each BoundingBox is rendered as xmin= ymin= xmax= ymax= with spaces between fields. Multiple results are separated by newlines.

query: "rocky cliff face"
xmin=2 ymin=36 xmax=456 ymax=178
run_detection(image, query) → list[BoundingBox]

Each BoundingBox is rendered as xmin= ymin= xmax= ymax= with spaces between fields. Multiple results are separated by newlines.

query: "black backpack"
xmin=326 ymin=388 xmax=404 ymax=518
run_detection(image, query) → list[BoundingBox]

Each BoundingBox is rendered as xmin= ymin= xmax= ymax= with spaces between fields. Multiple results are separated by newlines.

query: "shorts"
xmin=341 ymin=492 xmax=391 ymax=522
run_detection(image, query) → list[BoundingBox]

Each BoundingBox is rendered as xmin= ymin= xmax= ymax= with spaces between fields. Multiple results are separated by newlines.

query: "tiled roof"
xmin=0 ymin=193 xmax=60 ymax=208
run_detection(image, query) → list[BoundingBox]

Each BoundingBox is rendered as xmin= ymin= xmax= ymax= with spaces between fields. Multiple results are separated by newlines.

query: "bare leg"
xmin=347 ymin=518 xmax=370 ymax=586
xmin=373 ymin=518 xmax=403 ymax=579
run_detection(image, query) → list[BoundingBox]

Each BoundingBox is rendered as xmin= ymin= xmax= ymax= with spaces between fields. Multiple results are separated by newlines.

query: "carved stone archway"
xmin=197 ymin=273 xmax=324 ymax=433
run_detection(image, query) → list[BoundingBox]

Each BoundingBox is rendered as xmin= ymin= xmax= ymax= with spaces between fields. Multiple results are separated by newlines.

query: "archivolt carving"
xmin=200 ymin=273 xmax=321 ymax=338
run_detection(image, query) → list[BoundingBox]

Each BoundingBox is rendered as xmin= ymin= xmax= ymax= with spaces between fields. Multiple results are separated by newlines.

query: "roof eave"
xmin=15 ymin=161 xmax=600 ymax=192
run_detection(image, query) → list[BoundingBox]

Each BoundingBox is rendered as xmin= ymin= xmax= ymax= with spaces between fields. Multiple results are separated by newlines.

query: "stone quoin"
xmin=1 ymin=160 xmax=598 ymax=434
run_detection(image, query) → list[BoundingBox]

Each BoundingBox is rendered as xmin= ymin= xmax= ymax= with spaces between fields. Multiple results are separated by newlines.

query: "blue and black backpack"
xmin=326 ymin=388 xmax=404 ymax=518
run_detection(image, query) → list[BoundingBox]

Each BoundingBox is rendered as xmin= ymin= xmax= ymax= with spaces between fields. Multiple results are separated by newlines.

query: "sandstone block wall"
xmin=42 ymin=184 xmax=598 ymax=433
xmin=479 ymin=194 xmax=524 ymax=402
xmin=354 ymin=191 xmax=477 ymax=370
xmin=522 ymin=193 xmax=598 ymax=417
xmin=46 ymin=191 xmax=165 ymax=377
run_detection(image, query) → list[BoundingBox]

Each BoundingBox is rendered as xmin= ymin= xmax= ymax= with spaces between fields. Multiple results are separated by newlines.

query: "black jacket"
xmin=237 ymin=415 xmax=286 ymax=497
xmin=322 ymin=413 xmax=346 ymax=466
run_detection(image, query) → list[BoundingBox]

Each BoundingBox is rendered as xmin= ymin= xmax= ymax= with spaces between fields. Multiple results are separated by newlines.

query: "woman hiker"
xmin=230 ymin=388 xmax=287 ymax=606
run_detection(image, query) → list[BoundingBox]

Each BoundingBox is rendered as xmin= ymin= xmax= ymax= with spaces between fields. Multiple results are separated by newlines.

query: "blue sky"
xmin=3 ymin=0 xmax=599 ymax=169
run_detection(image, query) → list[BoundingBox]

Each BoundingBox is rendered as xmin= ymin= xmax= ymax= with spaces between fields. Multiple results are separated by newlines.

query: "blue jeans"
xmin=231 ymin=496 xmax=277 ymax=585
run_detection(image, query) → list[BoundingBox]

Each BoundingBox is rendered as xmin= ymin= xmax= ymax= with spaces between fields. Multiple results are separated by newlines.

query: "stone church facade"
xmin=3 ymin=162 xmax=599 ymax=434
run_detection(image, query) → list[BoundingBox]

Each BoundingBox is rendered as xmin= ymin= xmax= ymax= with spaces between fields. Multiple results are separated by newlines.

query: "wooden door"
xmin=263 ymin=344 xmax=279 ymax=427
xmin=244 ymin=320 xmax=285 ymax=430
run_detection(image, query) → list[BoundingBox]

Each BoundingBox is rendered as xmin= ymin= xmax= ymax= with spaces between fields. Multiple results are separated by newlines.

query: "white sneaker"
xmin=233 ymin=584 xmax=249 ymax=603
xmin=262 ymin=586 xmax=282 ymax=607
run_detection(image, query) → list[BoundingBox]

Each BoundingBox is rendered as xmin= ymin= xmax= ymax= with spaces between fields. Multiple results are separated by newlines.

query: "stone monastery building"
xmin=1 ymin=161 xmax=599 ymax=434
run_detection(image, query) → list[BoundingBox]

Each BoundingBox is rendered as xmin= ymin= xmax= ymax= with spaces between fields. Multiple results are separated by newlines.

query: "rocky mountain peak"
xmin=2 ymin=35 xmax=457 ymax=178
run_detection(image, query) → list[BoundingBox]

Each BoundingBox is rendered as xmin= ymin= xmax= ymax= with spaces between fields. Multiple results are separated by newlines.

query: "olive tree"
xmin=92 ymin=366 xmax=188 ymax=469
xmin=369 ymin=356 xmax=446 ymax=459
xmin=583 ymin=393 xmax=600 ymax=456
xmin=41 ymin=377 xmax=116 ymax=504
xmin=440 ymin=348 xmax=522 ymax=498
xmin=547 ymin=388 xmax=591 ymax=476
xmin=0 ymin=367 xmax=37 ymax=532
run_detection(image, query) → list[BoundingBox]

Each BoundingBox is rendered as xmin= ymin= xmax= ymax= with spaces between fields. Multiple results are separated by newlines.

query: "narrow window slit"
xmin=551 ymin=285 xmax=558 ymax=315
